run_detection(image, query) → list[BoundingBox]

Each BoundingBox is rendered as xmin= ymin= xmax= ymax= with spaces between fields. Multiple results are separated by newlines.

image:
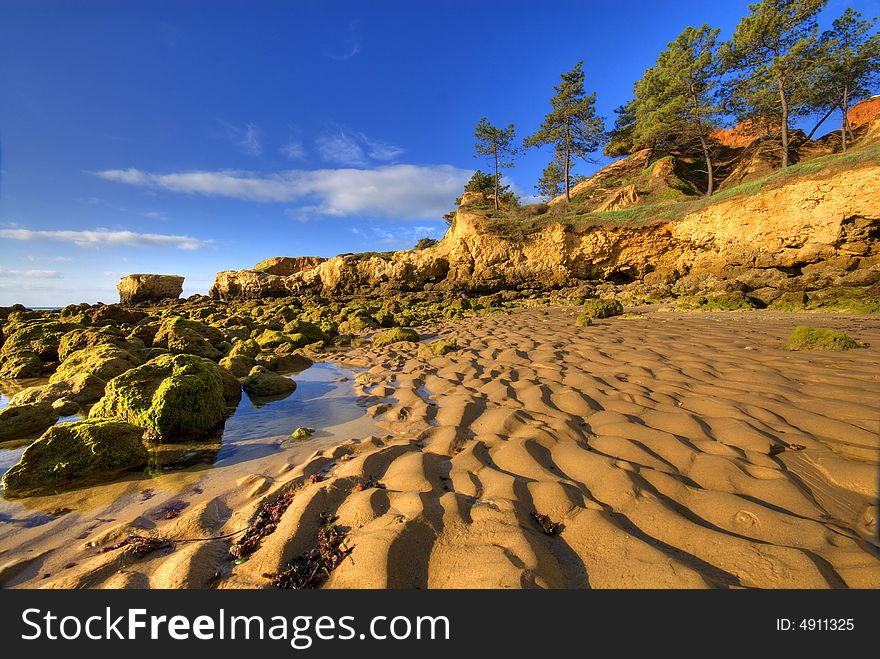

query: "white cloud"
xmin=0 ymin=228 xmax=211 ymax=250
xmin=349 ymin=223 xmax=446 ymax=247
xmin=217 ymin=121 xmax=262 ymax=156
xmin=280 ymin=141 xmax=306 ymax=160
xmin=142 ymin=210 xmax=169 ymax=220
xmin=315 ymin=131 xmax=403 ymax=166
xmin=326 ymin=23 xmax=360 ymax=61
xmin=95 ymin=165 xmax=471 ymax=220
xmin=0 ymin=268 xmax=63 ymax=279
xmin=25 ymin=255 xmax=74 ymax=263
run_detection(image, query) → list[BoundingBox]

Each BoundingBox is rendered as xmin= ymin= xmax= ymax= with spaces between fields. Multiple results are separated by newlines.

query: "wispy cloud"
xmin=0 ymin=268 xmax=63 ymax=279
xmin=315 ymin=131 xmax=403 ymax=166
xmin=0 ymin=228 xmax=211 ymax=250
xmin=94 ymin=165 xmax=471 ymax=220
xmin=142 ymin=210 xmax=169 ymax=220
xmin=280 ymin=141 xmax=307 ymax=160
xmin=217 ymin=121 xmax=262 ymax=156
xmin=325 ymin=22 xmax=360 ymax=60
xmin=25 ymin=255 xmax=74 ymax=263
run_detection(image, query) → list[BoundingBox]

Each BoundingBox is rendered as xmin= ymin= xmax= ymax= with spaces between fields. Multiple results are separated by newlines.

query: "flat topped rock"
xmin=253 ymin=256 xmax=326 ymax=276
xmin=118 ymin=274 xmax=184 ymax=304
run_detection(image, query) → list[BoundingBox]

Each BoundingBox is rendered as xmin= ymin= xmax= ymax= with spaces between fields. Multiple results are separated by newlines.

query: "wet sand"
xmin=2 ymin=307 xmax=878 ymax=588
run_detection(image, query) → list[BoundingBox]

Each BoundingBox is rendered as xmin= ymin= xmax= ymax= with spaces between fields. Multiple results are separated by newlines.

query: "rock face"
xmin=209 ymin=158 xmax=880 ymax=301
xmin=1 ymin=420 xmax=148 ymax=497
xmin=89 ymin=353 xmax=230 ymax=441
xmin=848 ymin=96 xmax=880 ymax=129
xmin=118 ymin=274 xmax=184 ymax=304
xmin=253 ymin=256 xmax=327 ymax=276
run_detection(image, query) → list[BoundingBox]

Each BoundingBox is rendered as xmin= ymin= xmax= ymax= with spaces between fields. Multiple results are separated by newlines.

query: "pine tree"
xmin=524 ymin=61 xmax=605 ymax=202
xmin=646 ymin=25 xmax=723 ymax=195
xmin=474 ymin=117 xmax=518 ymax=210
xmin=722 ymin=0 xmax=827 ymax=168
xmin=811 ymin=9 xmax=880 ymax=151
xmin=536 ymin=158 xmax=565 ymax=201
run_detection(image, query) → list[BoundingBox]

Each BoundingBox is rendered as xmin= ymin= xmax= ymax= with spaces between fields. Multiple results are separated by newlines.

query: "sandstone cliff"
xmin=210 ymin=117 xmax=880 ymax=302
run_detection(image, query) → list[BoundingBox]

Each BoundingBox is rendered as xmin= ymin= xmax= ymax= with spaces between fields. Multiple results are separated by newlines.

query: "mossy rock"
xmin=784 ymin=326 xmax=860 ymax=351
xmin=575 ymin=312 xmax=594 ymax=327
xmin=338 ymin=312 xmax=378 ymax=334
xmin=0 ymin=320 xmax=81 ymax=362
xmin=228 ymin=338 xmax=261 ymax=359
xmin=10 ymin=372 xmax=106 ymax=408
xmin=418 ymin=338 xmax=458 ymax=358
xmin=768 ymin=291 xmax=808 ymax=312
xmin=127 ymin=321 xmax=160 ymax=347
xmin=1 ymin=420 xmax=148 ymax=498
xmin=254 ymin=329 xmax=296 ymax=350
xmin=0 ymin=350 xmax=44 ymax=378
xmin=289 ymin=427 xmax=314 ymax=441
xmin=260 ymin=353 xmax=313 ymax=374
xmin=281 ymin=320 xmax=325 ymax=342
xmin=679 ymin=292 xmax=758 ymax=311
xmin=373 ymin=327 xmax=419 ymax=348
xmin=242 ymin=365 xmax=297 ymax=398
xmin=153 ymin=317 xmax=222 ymax=360
xmin=58 ymin=327 xmax=130 ymax=362
xmin=581 ymin=299 xmax=624 ymax=319
xmin=50 ymin=344 xmax=141 ymax=384
xmin=219 ymin=355 xmax=255 ymax=378
xmin=0 ymin=402 xmax=58 ymax=442
xmin=89 ymin=354 xmax=229 ymax=441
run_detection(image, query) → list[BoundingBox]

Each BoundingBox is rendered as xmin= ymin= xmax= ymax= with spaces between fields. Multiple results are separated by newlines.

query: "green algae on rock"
xmin=373 ymin=327 xmax=419 ymax=348
xmin=0 ymin=402 xmax=58 ymax=442
xmin=575 ymin=311 xmax=594 ymax=327
xmin=580 ymin=299 xmax=624 ymax=319
xmin=289 ymin=426 xmax=314 ymax=441
xmin=242 ymin=365 xmax=297 ymax=397
xmin=784 ymin=326 xmax=860 ymax=351
xmin=1 ymin=420 xmax=149 ymax=498
xmin=10 ymin=372 xmax=106 ymax=408
xmin=152 ymin=317 xmax=223 ymax=360
xmin=89 ymin=353 xmax=230 ymax=441
xmin=418 ymin=338 xmax=458 ymax=357
xmin=0 ymin=350 xmax=44 ymax=378
xmin=57 ymin=326 xmax=132 ymax=362
xmin=50 ymin=344 xmax=142 ymax=384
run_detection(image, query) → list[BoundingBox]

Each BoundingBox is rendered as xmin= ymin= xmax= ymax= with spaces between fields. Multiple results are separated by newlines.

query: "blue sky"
xmin=1 ymin=0 xmax=877 ymax=305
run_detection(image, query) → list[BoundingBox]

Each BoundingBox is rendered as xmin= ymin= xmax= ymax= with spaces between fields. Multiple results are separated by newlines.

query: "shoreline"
xmin=2 ymin=306 xmax=877 ymax=588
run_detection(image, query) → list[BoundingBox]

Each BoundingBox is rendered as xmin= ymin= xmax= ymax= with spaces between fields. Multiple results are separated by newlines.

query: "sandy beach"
xmin=1 ymin=307 xmax=877 ymax=589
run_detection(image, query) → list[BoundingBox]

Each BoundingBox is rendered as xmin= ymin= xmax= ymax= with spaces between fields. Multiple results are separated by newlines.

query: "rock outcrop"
xmin=253 ymin=256 xmax=327 ymax=276
xmin=1 ymin=420 xmax=149 ymax=497
xmin=118 ymin=274 xmax=184 ymax=304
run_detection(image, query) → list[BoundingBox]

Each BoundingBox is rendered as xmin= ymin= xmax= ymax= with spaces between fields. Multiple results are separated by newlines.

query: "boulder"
xmin=0 ymin=402 xmax=58 ymax=442
xmin=58 ymin=327 xmax=132 ymax=361
xmin=581 ymin=299 xmax=624 ymax=319
xmin=0 ymin=320 xmax=81 ymax=362
xmin=88 ymin=305 xmax=148 ymax=326
xmin=219 ymin=355 xmax=255 ymax=378
xmin=153 ymin=317 xmax=222 ymax=360
xmin=50 ymin=344 xmax=141 ymax=384
xmin=253 ymin=256 xmax=326 ymax=276
xmin=10 ymin=372 xmax=106 ymax=408
xmin=117 ymin=274 xmax=184 ymax=305
xmin=89 ymin=354 xmax=230 ymax=441
xmin=0 ymin=351 xmax=43 ymax=378
xmin=242 ymin=365 xmax=297 ymax=397
xmin=227 ymin=338 xmax=261 ymax=359
xmin=373 ymin=327 xmax=419 ymax=348
xmin=1 ymin=420 xmax=148 ymax=497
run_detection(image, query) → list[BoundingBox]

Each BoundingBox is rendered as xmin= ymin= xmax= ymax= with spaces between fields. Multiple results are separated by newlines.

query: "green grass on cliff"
xmin=484 ymin=141 xmax=880 ymax=240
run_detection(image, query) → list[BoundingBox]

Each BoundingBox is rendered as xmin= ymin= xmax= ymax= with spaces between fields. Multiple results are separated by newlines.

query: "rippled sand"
xmin=2 ymin=308 xmax=878 ymax=588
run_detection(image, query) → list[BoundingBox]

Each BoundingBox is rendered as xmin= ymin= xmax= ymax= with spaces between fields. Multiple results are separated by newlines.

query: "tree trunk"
xmin=698 ymin=132 xmax=714 ymax=197
xmin=806 ymin=106 xmax=836 ymax=141
xmin=493 ymin=145 xmax=500 ymax=210
xmin=778 ymin=77 xmax=790 ymax=168
xmin=644 ymin=142 xmax=654 ymax=170
xmin=564 ymin=132 xmax=571 ymax=203
xmin=841 ymin=86 xmax=849 ymax=153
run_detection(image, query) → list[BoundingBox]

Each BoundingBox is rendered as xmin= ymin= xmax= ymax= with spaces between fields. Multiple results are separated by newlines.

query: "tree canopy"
xmin=524 ymin=61 xmax=605 ymax=202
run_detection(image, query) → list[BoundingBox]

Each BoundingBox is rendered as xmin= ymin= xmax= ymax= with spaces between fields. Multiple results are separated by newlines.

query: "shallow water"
xmin=0 ymin=361 xmax=371 ymax=490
